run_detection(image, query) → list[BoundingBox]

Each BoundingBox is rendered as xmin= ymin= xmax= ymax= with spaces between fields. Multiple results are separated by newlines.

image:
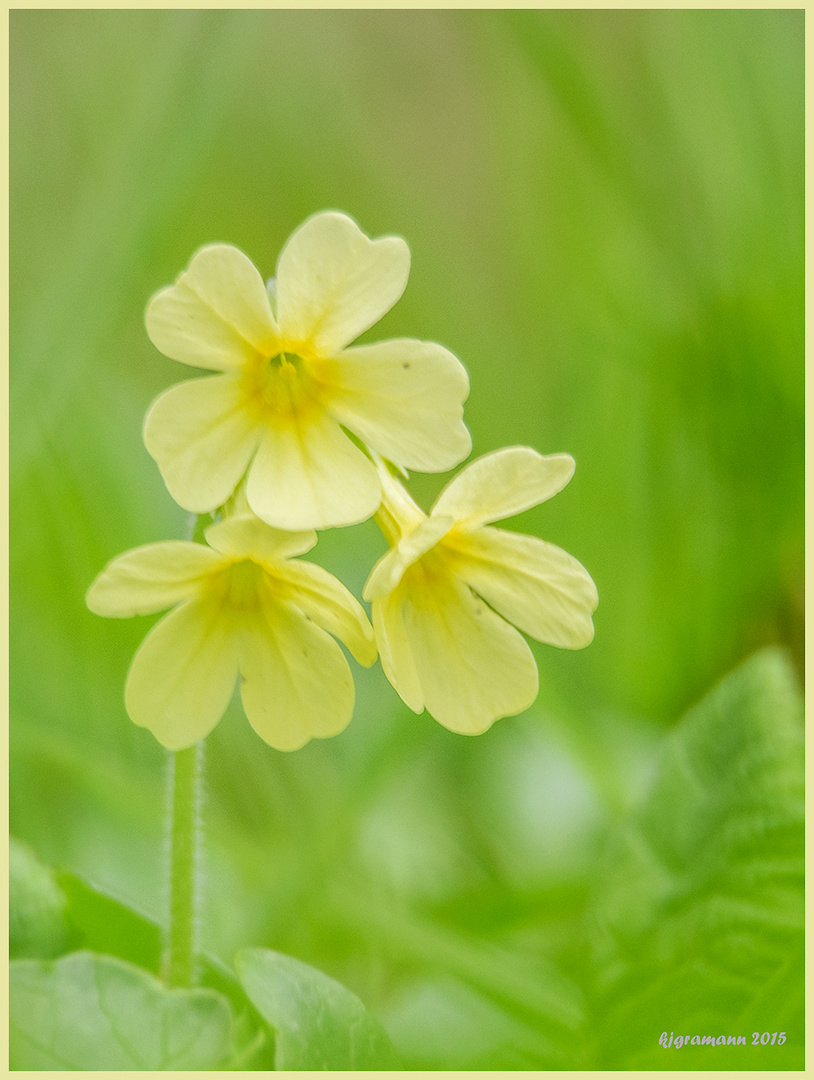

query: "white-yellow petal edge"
xmin=448 ymin=526 xmax=598 ymax=649
xmin=275 ymin=211 xmax=410 ymax=356
xmin=146 ymin=244 xmax=278 ymax=370
xmin=363 ymin=515 xmax=455 ymax=602
xmin=432 ymin=447 xmax=575 ymax=527
xmin=205 ymin=516 xmax=317 ymax=563
xmin=271 ymin=560 xmax=377 ymax=666
xmin=323 ymin=339 xmax=471 ymax=472
xmin=371 ymin=592 xmax=424 ymax=714
xmin=400 ymin=571 xmax=539 ymax=734
xmin=144 ymin=375 xmax=262 ymax=513
xmin=86 ymin=542 xmax=220 ymax=617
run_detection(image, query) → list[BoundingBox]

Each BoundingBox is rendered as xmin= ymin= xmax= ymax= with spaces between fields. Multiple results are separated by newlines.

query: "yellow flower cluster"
xmin=88 ymin=211 xmax=597 ymax=751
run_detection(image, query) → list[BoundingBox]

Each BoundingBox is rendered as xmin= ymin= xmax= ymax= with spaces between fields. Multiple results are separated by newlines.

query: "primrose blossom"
xmin=86 ymin=512 xmax=376 ymax=751
xmin=144 ymin=211 xmax=471 ymax=532
xmin=363 ymin=447 xmax=598 ymax=734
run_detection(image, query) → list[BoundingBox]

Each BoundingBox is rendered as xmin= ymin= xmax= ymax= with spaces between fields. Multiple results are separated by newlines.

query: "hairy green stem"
xmin=164 ymin=742 xmax=203 ymax=987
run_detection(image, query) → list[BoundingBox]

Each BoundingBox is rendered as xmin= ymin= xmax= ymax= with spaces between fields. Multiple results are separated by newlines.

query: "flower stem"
xmin=164 ymin=742 xmax=203 ymax=987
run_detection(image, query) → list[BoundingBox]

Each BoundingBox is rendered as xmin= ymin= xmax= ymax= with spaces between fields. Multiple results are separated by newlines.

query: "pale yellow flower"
xmin=144 ymin=211 xmax=471 ymax=531
xmin=363 ymin=448 xmax=598 ymax=735
xmin=86 ymin=515 xmax=377 ymax=751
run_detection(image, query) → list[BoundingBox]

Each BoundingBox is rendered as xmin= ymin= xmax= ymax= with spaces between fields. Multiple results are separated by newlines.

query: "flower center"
xmin=242 ymin=349 xmax=321 ymax=422
xmin=213 ymin=558 xmax=266 ymax=611
xmin=402 ymin=543 xmax=451 ymax=591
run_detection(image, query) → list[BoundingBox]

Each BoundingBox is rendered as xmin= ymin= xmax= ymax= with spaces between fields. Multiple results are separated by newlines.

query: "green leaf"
xmin=58 ymin=870 xmax=163 ymax=973
xmin=9 ymin=837 xmax=69 ymax=960
xmin=589 ymin=649 xmax=804 ymax=1069
xmin=21 ymin=865 xmax=274 ymax=1071
xmin=9 ymin=951 xmax=233 ymax=1070
xmin=237 ymin=947 xmax=401 ymax=1070
xmin=199 ymin=952 xmax=277 ymax=1071
xmin=60 ymin=872 xmax=275 ymax=1069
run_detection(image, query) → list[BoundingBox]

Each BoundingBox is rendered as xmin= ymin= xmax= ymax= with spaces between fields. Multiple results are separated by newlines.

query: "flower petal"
xmin=432 ymin=447 xmax=575 ymax=527
xmin=125 ymin=598 xmax=239 ymax=750
xmin=146 ymin=244 xmax=279 ymax=370
xmin=276 ymin=211 xmax=410 ymax=355
xmin=246 ymin=412 xmax=381 ymax=530
xmin=447 ymin=526 xmax=598 ymax=649
xmin=371 ymin=592 xmax=424 ymax=713
xmin=86 ymin=542 xmax=220 ymax=617
xmin=144 ymin=375 xmax=262 ymax=513
xmin=399 ymin=568 xmax=539 ymax=734
xmin=238 ymin=598 xmax=355 ymax=751
xmin=363 ymin=515 xmax=454 ymax=602
xmin=205 ymin=516 xmax=317 ymax=563
xmin=270 ymin=559 xmax=377 ymax=666
xmin=320 ymin=339 xmax=471 ymax=471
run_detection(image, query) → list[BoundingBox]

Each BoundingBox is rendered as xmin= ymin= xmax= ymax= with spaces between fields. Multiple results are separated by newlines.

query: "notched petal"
xmin=238 ymin=599 xmax=355 ymax=751
xmin=432 ymin=447 xmax=575 ymax=527
xmin=143 ymin=375 xmax=262 ymax=514
xmin=276 ymin=211 xmax=410 ymax=355
xmin=125 ymin=598 xmax=240 ymax=750
xmin=246 ymin=414 xmax=381 ymax=531
xmin=320 ymin=339 xmax=471 ymax=472
xmin=371 ymin=591 xmax=424 ymax=714
xmin=86 ymin=542 xmax=220 ymax=618
xmin=146 ymin=244 xmax=279 ymax=370
xmin=399 ymin=573 xmax=539 ymax=734
xmin=448 ymin=526 xmax=598 ymax=649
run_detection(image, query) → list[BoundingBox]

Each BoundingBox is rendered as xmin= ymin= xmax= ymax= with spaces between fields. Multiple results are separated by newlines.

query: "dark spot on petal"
xmin=402 ymin=362 xmax=410 ymax=369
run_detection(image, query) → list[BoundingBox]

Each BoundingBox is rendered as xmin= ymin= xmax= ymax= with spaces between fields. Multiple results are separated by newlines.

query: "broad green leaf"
xmin=9 ymin=951 xmax=233 ymax=1070
xmin=58 ymin=870 xmax=274 ymax=1069
xmin=237 ymin=946 xmax=401 ymax=1070
xmin=9 ymin=837 xmax=69 ymax=960
xmin=588 ymin=649 xmax=803 ymax=1069
xmin=200 ymin=952 xmax=277 ymax=1071
xmin=58 ymin=870 xmax=255 ymax=1013
xmin=58 ymin=870 xmax=162 ymax=973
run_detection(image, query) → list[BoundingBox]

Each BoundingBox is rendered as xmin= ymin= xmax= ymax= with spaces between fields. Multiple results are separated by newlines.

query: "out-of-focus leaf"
xmin=199 ymin=952 xmax=278 ymax=1070
xmin=588 ymin=649 xmax=803 ymax=1069
xmin=9 ymin=951 xmax=233 ymax=1070
xmin=383 ymin=974 xmax=564 ymax=1070
xmin=331 ymin=887 xmax=584 ymax=1045
xmin=236 ymin=946 xmax=401 ymax=1070
xmin=58 ymin=869 xmax=275 ymax=1070
xmin=59 ymin=869 xmax=162 ymax=973
xmin=9 ymin=837 xmax=69 ymax=959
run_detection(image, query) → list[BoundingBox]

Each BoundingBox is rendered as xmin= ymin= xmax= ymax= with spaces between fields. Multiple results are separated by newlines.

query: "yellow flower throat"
xmin=243 ymin=349 xmax=321 ymax=422
xmin=210 ymin=558 xmax=266 ymax=611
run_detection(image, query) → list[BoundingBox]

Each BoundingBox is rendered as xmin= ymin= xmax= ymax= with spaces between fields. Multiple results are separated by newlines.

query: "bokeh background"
xmin=10 ymin=9 xmax=803 ymax=1070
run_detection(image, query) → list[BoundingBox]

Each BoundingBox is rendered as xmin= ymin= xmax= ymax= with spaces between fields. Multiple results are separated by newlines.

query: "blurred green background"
xmin=10 ymin=9 xmax=803 ymax=1070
